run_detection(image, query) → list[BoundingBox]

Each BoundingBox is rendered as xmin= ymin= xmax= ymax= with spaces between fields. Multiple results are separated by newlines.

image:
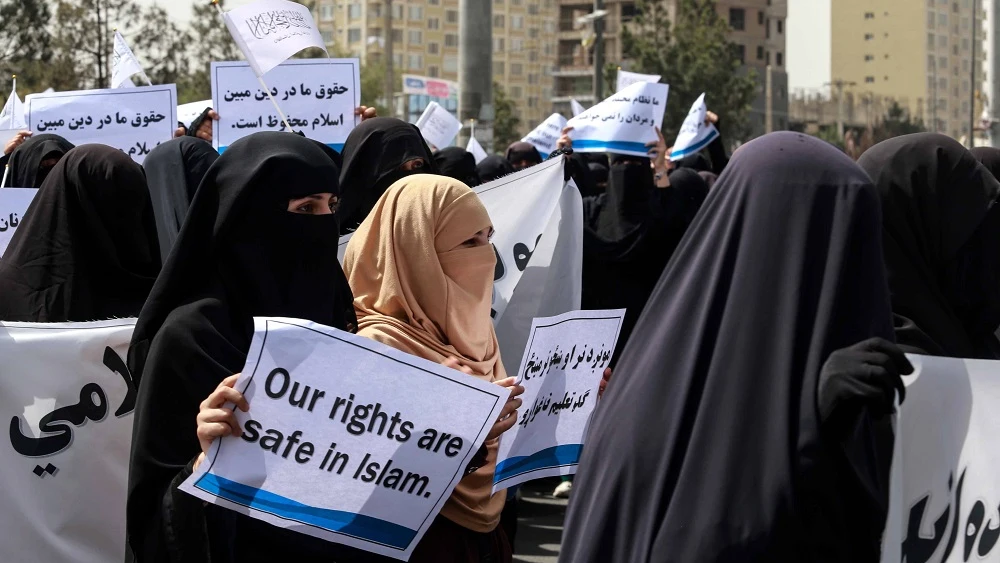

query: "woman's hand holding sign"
xmin=194 ymin=373 xmax=250 ymax=471
xmin=442 ymin=357 xmax=524 ymax=441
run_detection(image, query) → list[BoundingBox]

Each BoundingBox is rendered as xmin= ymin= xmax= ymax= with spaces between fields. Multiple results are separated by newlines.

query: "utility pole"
xmin=458 ymin=0 xmax=493 ymax=149
xmin=765 ymin=65 xmax=773 ymax=133
xmin=383 ymin=0 xmax=394 ymax=117
xmin=593 ymin=0 xmax=605 ymax=102
xmin=825 ymin=79 xmax=857 ymax=140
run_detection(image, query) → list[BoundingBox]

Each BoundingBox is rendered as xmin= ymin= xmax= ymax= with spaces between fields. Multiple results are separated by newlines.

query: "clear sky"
xmin=160 ymin=0 xmax=833 ymax=91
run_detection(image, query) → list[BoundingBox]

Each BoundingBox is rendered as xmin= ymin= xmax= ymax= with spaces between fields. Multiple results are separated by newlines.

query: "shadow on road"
xmin=513 ymin=478 xmax=567 ymax=563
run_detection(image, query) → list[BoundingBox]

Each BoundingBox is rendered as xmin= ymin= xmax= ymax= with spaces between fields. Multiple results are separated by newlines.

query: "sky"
xmin=158 ymin=0 xmax=832 ymax=91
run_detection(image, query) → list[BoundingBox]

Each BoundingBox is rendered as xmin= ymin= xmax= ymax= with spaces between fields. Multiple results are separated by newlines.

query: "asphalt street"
xmin=512 ymin=479 xmax=568 ymax=563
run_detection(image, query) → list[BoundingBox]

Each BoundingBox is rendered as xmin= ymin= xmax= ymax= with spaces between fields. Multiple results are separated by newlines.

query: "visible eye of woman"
xmin=295 ymin=202 xmax=314 ymax=214
xmin=329 ymin=196 xmax=340 ymax=213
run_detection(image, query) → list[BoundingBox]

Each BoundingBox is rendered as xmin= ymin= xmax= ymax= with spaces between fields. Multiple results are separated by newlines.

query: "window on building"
xmin=408 ymin=6 xmax=423 ymax=20
xmin=512 ymin=15 xmax=524 ymax=29
xmin=729 ymin=8 xmax=745 ymax=31
xmin=766 ymin=18 xmax=770 ymax=38
xmin=393 ymin=53 xmax=403 ymax=68
xmin=319 ymin=3 xmax=334 ymax=21
xmin=494 ymin=14 xmax=505 ymax=27
xmin=938 ymin=13 xmax=948 ymax=25
xmin=528 ymin=5 xmax=538 ymax=15
xmin=940 ymin=56 xmax=948 ymax=67
xmin=512 ymin=0 xmax=522 ymax=5
xmin=496 ymin=61 xmax=505 ymax=74
xmin=445 ymin=34 xmax=458 ymax=47
xmin=865 ymin=76 xmax=875 ymax=83
xmin=512 ymin=38 xmax=524 ymax=50
xmin=928 ymin=54 xmax=936 ymax=68
xmin=928 ymin=11 xmax=935 ymax=28
xmin=776 ymin=52 xmax=783 ymax=66
xmin=444 ymin=56 xmax=458 ymax=72
xmin=428 ymin=18 xmax=440 ymax=30
xmin=392 ymin=29 xmax=402 ymax=43
xmin=766 ymin=51 xmax=770 ymax=64
xmin=348 ymin=3 xmax=362 ymax=19
xmin=428 ymin=66 xmax=439 ymax=77
xmin=496 ymin=0 xmax=504 ymax=4
xmin=939 ymin=35 xmax=948 ymax=48
xmin=734 ymin=44 xmax=745 ymax=63
xmin=511 ymin=63 xmax=523 ymax=75
xmin=928 ymin=33 xmax=935 ymax=48
xmin=528 ymin=73 xmax=538 ymax=84
xmin=757 ymin=46 xmax=764 ymax=60
xmin=512 ymin=86 xmax=523 ymax=98
xmin=864 ymin=11 xmax=875 ymax=19
xmin=321 ymin=30 xmax=333 ymax=43
xmin=777 ymin=19 xmax=783 ymax=33
xmin=865 ymin=54 xmax=874 ymax=62
xmin=446 ymin=10 xmax=458 ymax=23
xmin=392 ymin=4 xmax=402 ymax=19
xmin=428 ymin=42 xmax=439 ymax=54
xmin=408 ymin=30 xmax=422 ymax=45
xmin=528 ymin=97 xmax=537 ymax=108
xmin=408 ymin=54 xmax=423 ymax=70
xmin=864 ymin=33 xmax=874 ymax=40
xmin=545 ymin=21 xmax=555 ymax=33
xmin=348 ymin=28 xmax=361 ymax=43
xmin=493 ymin=37 xmax=505 ymax=51
xmin=758 ymin=11 xmax=764 ymax=25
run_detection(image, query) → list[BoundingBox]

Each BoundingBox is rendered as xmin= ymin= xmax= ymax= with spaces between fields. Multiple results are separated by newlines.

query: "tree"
xmin=877 ymin=102 xmax=926 ymax=140
xmin=620 ymin=0 xmax=758 ymax=142
xmin=181 ymin=0 xmax=245 ymax=102
xmin=0 ymin=0 xmax=54 ymax=94
xmin=493 ymin=82 xmax=521 ymax=150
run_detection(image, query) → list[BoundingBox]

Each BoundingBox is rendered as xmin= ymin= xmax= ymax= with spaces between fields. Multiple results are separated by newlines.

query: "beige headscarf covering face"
xmin=343 ymin=174 xmax=507 ymax=532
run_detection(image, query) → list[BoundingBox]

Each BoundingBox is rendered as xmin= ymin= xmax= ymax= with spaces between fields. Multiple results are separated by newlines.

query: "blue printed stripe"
xmin=219 ymin=142 xmax=346 ymax=155
xmin=494 ymin=444 xmax=583 ymax=484
xmin=195 ymin=473 xmax=416 ymax=549
xmin=571 ymin=139 xmax=651 ymax=156
xmin=669 ymin=131 xmax=720 ymax=159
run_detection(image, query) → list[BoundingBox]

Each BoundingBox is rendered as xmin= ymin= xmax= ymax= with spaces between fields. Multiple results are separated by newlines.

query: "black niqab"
xmin=143 ymin=137 xmax=219 ymax=264
xmin=858 ymin=133 xmax=1000 ymax=359
xmin=126 ymin=132 xmax=363 ymax=563
xmin=0 ymin=144 xmax=159 ymax=322
xmin=433 ymin=146 xmax=481 ymax=186
xmin=505 ymin=141 xmax=542 ymax=168
xmin=563 ymin=132 xmax=897 ymax=562
xmin=971 ymin=146 xmax=1000 ymax=180
xmin=337 ymin=117 xmax=436 ymax=234
xmin=476 ymin=154 xmax=514 ymax=182
xmin=6 ymin=133 xmax=75 ymax=188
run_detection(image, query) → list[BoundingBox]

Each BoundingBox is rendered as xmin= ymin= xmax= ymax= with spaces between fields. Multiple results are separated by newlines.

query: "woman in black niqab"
xmin=142 ymin=137 xmax=219 ymax=263
xmin=6 ymin=133 xmax=75 ymax=188
xmin=125 ymin=132 xmax=366 ymax=563
xmin=858 ymin=133 xmax=1000 ymax=359
xmin=971 ymin=146 xmax=1000 ymax=180
xmin=476 ymin=154 xmax=514 ymax=182
xmin=433 ymin=146 xmax=481 ymax=186
xmin=562 ymin=132 xmax=905 ymax=562
xmin=0 ymin=144 xmax=158 ymax=322
xmin=505 ymin=141 xmax=542 ymax=171
xmin=337 ymin=117 xmax=436 ymax=234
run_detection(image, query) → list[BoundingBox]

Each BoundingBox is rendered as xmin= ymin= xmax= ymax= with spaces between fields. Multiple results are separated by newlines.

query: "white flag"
xmin=467 ymin=136 xmax=488 ymax=164
xmin=570 ymin=99 xmax=586 ymax=117
xmin=669 ymin=93 xmax=719 ymax=161
xmin=616 ymin=69 xmax=661 ymax=93
xmin=222 ymin=0 xmax=328 ymax=77
xmin=521 ymin=113 xmax=568 ymax=158
xmin=0 ymin=91 xmax=26 ymax=130
xmin=111 ymin=31 xmax=146 ymax=89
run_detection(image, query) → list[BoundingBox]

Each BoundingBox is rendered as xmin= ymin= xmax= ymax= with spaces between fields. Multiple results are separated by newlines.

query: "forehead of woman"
xmin=383 ymin=174 xmax=491 ymax=252
xmin=341 ymin=118 xmax=435 ymax=175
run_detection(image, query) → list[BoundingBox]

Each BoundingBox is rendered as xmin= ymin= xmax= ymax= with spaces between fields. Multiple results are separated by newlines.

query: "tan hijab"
xmin=344 ymin=174 xmax=507 ymax=533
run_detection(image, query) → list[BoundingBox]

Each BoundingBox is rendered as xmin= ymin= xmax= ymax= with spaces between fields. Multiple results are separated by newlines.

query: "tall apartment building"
xmin=551 ymin=0 xmax=788 ymax=139
xmin=313 ymin=0 xmax=558 ymax=134
xmin=832 ymin=0 xmax=984 ymax=140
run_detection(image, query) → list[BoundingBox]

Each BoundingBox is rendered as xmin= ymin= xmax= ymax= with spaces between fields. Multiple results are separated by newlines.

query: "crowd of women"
xmin=0 ymin=104 xmax=998 ymax=562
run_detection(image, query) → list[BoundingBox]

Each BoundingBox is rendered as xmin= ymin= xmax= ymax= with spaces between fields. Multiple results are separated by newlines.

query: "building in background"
xmin=313 ymin=0 xmax=557 ymax=134
xmin=831 ymin=0 xmax=984 ymax=141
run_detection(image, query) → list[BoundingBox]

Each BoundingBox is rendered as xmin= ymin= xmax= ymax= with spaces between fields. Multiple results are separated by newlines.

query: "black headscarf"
xmin=0 ymin=144 xmax=159 ymax=322
xmin=675 ymin=151 xmax=711 ymax=172
xmin=563 ymin=132 xmax=897 ymax=562
xmin=564 ymin=151 xmax=601 ymax=198
xmin=433 ymin=146 xmax=481 ymax=186
xmin=126 ymin=132 xmax=364 ymax=563
xmin=858 ymin=133 xmax=1000 ymax=359
xmin=971 ymin=146 xmax=1000 ymax=180
xmin=337 ymin=117 xmax=436 ymax=234
xmin=6 ymin=133 xmax=75 ymax=188
xmin=143 ymin=137 xmax=219 ymax=264
xmin=476 ymin=154 xmax=513 ymax=182
xmin=505 ymin=141 xmax=542 ymax=169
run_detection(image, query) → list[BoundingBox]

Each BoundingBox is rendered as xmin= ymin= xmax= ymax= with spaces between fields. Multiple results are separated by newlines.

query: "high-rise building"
xmin=551 ymin=0 xmax=788 ymax=139
xmin=831 ymin=0 xmax=984 ymax=140
xmin=313 ymin=0 xmax=558 ymax=135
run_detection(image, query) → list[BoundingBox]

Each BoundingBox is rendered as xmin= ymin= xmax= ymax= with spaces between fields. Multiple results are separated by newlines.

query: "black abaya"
xmin=0 ymin=144 xmax=159 ymax=322
xmin=6 ymin=133 xmax=75 ymax=188
xmin=142 ymin=137 xmax=219 ymax=263
xmin=125 ymin=132 xmax=364 ymax=563
xmin=433 ymin=146 xmax=481 ymax=186
xmin=476 ymin=155 xmax=513 ymax=182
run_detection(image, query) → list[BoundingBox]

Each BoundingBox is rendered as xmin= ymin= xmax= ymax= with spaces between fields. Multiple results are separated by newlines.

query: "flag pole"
xmin=8 ymin=74 xmax=15 ymax=130
xmin=212 ymin=0 xmax=295 ymax=133
xmin=1 ymin=165 xmax=9 ymax=189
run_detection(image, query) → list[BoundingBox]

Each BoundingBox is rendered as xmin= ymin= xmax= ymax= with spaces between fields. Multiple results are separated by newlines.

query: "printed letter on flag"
xmin=616 ymin=69 xmax=661 ymax=93
xmin=521 ymin=113 xmax=568 ymax=158
xmin=669 ymin=93 xmax=719 ymax=161
xmin=566 ymin=81 xmax=669 ymax=157
xmin=112 ymin=31 xmax=147 ymax=89
xmin=223 ymin=0 xmax=329 ymax=77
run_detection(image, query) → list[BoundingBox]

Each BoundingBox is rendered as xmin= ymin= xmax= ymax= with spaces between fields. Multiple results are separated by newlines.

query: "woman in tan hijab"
xmin=343 ymin=174 xmax=523 ymax=563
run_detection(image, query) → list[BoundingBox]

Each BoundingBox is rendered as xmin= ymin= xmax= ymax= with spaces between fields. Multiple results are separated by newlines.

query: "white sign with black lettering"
xmin=0 ymin=188 xmax=36 ymax=257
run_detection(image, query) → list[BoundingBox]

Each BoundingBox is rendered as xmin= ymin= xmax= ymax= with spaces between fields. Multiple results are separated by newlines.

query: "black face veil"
xmin=6 ymin=133 xmax=75 ymax=188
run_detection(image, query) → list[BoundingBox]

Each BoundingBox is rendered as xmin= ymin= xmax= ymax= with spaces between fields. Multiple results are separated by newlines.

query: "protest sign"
xmin=467 ymin=135 xmax=488 ymax=164
xmin=616 ymin=69 xmax=661 ymax=93
xmin=570 ymin=99 xmax=586 ymax=117
xmin=177 ymin=99 xmax=211 ymax=128
xmin=566 ymin=81 xmax=669 ymax=157
xmin=881 ymin=355 xmax=1000 ymax=563
xmin=0 ymin=188 xmax=37 ymax=257
xmin=415 ymin=101 xmax=462 ymax=149
xmin=111 ymin=31 xmax=148 ymax=89
xmin=25 ymin=85 xmax=178 ymax=164
xmin=521 ymin=113 xmax=568 ymax=158
xmin=0 ymin=319 xmax=138 ymax=563
xmin=493 ymin=310 xmax=624 ymax=492
xmin=211 ymin=59 xmax=360 ymax=152
xmin=222 ymin=0 xmax=328 ymax=77
xmin=179 ymin=317 xmax=507 ymax=560
xmin=670 ymin=93 xmax=719 ymax=161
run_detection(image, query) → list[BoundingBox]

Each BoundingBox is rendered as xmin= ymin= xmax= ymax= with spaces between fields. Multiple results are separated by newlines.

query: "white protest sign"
xmin=0 ymin=319 xmax=138 ymax=563
xmin=415 ymin=101 xmax=462 ymax=150
xmin=881 ymin=355 xmax=1000 ymax=563
xmin=0 ymin=188 xmax=37 ymax=257
xmin=222 ymin=0 xmax=328 ymax=77
xmin=521 ymin=113 xmax=568 ymax=159
xmin=1 ymin=91 xmax=26 ymax=130
xmin=670 ymin=93 xmax=719 ymax=161
xmin=211 ymin=59 xmax=360 ymax=152
xmin=493 ymin=310 xmax=624 ymax=492
xmin=111 ymin=31 xmax=147 ymax=89
xmin=25 ymin=85 xmax=178 ymax=164
xmin=467 ymin=135 xmax=488 ymax=164
xmin=616 ymin=69 xmax=661 ymax=93
xmin=177 ymin=99 xmax=211 ymax=128
xmin=570 ymin=99 xmax=586 ymax=117
xmin=179 ymin=317 xmax=507 ymax=561
xmin=566 ymin=81 xmax=668 ymax=157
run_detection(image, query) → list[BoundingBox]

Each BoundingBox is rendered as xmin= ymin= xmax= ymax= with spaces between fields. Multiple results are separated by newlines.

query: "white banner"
xmin=570 ymin=99 xmax=586 ymax=117
xmin=177 ymin=99 xmax=211 ymax=128
xmin=211 ymin=59 xmax=360 ymax=152
xmin=0 ymin=188 xmax=37 ymax=257
xmin=0 ymin=319 xmax=138 ymax=563
xmin=467 ymin=136 xmax=488 ymax=164
xmin=222 ymin=0 xmax=328 ymax=77
xmin=882 ymin=355 xmax=1000 ymax=562
xmin=25 ymin=85 xmax=178 ymax=164
xmin=670 ymin=93 xmax=719 ymax=161
xmin=179 ymin=317 xmax=506 ymax=561
xmin=493 ymin=309 xmax=624 ymax=492
xmin=521 ymin=113 xmax=568 ymax=159
xmin=616 ymin=69 xmax=661 ymax=93
xmin=1 ymin=91 xmax=26 ymax=130
xmin=111 ymin=31 xmax=146 ymax=89
xmin=415 ymin=101 xmax=461 ymax=150
xmin=566 ymin=81 xmax=669 ymax=157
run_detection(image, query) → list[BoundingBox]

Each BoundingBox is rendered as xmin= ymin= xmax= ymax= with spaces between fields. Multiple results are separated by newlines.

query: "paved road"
xmin=512 ymin=479 xmax=568 ymax=563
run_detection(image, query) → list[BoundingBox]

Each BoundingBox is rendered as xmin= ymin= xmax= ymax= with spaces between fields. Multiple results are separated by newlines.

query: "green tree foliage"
xmin=0 ymin=0 xmax=54 ymax=94
xmin=179 ymin=0 xmax=245 ymax=103
xmin=620 ymin=0 xmax=758 ymax=142
xmin=493 ymin=81 xmax=521 ymax=150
